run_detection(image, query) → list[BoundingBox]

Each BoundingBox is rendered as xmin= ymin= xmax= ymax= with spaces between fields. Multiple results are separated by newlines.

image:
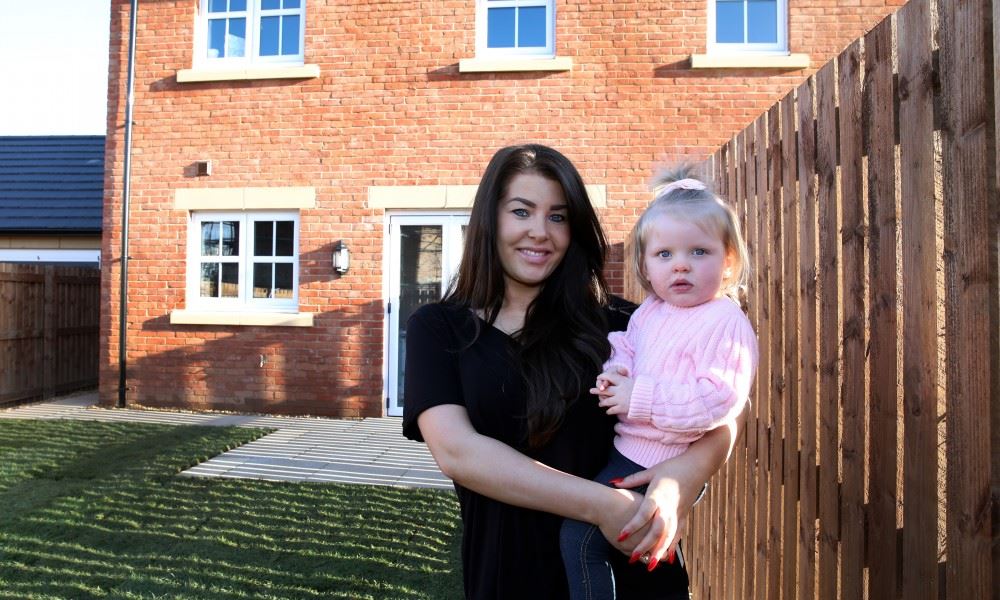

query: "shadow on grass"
xmin=0 ymin=420 xmax=462 ymax=599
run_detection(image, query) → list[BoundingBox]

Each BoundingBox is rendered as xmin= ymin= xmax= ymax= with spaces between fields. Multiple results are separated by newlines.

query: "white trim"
xmin=706 ymin=0 xmax=788 ymax=55
xmin=0 ymin=249 xmax=101 ymax=263
xmin=170 ymin=310 xmax=313 ymax=327
xmin=475 ymin=0 xmax=555 ymax=58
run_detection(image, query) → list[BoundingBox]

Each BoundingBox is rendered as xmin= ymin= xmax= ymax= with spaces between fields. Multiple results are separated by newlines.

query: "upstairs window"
xmin=476 ymin=0 xmax=554 ymax=58
xmin=708 ymin=0 xmax=787 ymax=54
xmin=187 ymin=211 xmax=300 ymax=312
xmin=198 ymin=0 xmax=304 ymax=66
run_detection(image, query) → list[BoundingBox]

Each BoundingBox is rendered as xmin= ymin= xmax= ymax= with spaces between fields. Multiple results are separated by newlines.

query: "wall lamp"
xmin=332 ymin=241 xmax=350 ymax=274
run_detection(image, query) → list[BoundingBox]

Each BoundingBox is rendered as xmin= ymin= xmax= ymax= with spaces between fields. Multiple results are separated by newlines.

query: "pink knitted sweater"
xmin=607 ymin=296 xmax=758 ymax=468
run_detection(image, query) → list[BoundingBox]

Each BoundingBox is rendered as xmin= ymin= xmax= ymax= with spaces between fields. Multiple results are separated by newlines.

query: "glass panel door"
xmin=386 ymin=214 xmax=468 ymax=416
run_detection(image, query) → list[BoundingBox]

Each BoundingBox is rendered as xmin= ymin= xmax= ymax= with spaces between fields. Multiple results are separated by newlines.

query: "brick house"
xmin=101 ymin=0 xmax=904 ymax=418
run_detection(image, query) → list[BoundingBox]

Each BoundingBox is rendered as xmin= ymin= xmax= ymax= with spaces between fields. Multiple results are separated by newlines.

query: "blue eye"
xmin=512 ymin=208 xmax=529 ymax=217
xmin=549 ymin=213 xmax=567 ymax=223
xmin=657 ymin=250 xmax=672 ymax=258
xmin=693 ymin=248 xmax=707 ymax=256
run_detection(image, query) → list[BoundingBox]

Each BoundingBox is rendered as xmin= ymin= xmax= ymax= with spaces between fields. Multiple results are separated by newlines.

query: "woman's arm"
xmin=417 ymin=403 xmax=652 ymax=551
xmin=614 ymin=402 xmax=746 ymax=570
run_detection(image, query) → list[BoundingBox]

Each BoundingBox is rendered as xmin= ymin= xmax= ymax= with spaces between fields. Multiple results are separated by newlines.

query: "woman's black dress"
xmin=402 ymin=301 xmax=690 ymax=600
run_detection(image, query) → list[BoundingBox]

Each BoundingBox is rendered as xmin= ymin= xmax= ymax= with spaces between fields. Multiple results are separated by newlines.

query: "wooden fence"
xmin=0 ymin=263 xmax=101 ymax=406
xmin=685 ymin=0 xmax=998 ymax=598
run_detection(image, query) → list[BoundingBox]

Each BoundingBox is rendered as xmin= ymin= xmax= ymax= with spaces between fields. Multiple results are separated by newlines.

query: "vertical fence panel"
xmin=766 ymin=102 xmax=785 ymax=600
xmin=993 ymin=4 xmax=1000 ymax=597
xmin=744 ymin=119 xmax=761 ymax=600
xmin=897 ymin=1 xmax=940 ymax=597
xmin=721 ymin=137 xmax=738 ymax=600
xmin=939 ymin=0 xmax=998 ymax=596
xmin=781 ymin=88 xmax=801 ymax=600
xmin=838 ymin=38 xmax=867 ymax=600
xmin=863 ymin=13 xmax=900 ymax=600
xmin=755 ymin=113 xmax=772 ymax=600
xmin=815 ymin=60 xmax=842 ymax=600
xmin=797 ymin=76 xmax=820 ymax=600
xmin=733 ymin=129 xmax=751 ymax=600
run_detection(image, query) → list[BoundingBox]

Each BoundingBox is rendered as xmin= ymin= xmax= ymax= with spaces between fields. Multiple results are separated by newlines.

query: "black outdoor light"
xmin=332 ymin=241 xmax=350 ymax=274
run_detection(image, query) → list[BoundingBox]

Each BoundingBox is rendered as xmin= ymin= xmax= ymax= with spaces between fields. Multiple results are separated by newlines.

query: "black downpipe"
xmin=118 ymin=0 xmax=138 ymax=408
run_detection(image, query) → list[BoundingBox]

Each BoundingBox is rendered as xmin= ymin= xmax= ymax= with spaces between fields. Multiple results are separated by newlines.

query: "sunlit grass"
xmin=0 ymin=420 xmax=462 ymax=599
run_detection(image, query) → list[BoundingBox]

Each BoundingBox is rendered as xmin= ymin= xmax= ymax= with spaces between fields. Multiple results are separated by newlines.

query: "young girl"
xmin=560 ymin=167 xmax=758 ymax=599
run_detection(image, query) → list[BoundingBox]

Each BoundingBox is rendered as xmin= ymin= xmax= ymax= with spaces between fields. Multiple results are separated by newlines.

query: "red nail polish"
xmin=617 ymin=531 xmax=630 ymax=542
xmin=667 ymin=550 xmax=676 ymax=564
xmin=647 ymin=557 xmax=659 ymax=572
xmin=608 ymin=477 xmax=625 ymax=485
xmin=629 ymin=552 xmax=640 ymax=564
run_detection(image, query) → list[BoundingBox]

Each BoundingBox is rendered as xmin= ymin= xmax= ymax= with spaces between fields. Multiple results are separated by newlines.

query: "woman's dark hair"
xmin=446 ymin=144 xmax=611 ymax=448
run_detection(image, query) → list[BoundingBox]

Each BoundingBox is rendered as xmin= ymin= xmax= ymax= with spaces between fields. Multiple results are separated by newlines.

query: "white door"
xmin=385 ymin=214 xmax=468 ymax=416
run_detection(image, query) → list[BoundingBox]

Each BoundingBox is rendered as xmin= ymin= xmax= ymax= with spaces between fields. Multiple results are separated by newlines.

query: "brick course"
xmin=101 ymin=0 xmax=904 ymax=416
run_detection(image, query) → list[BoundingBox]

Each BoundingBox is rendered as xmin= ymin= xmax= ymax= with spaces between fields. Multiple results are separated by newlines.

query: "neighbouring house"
xmin=0 ymin=136 xmax=104 ymax=265
xmin=101 ymin=0 xmax=905 ymax=418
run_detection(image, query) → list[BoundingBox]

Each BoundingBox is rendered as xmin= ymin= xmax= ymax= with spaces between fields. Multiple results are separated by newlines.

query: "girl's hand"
xmin=589 ymin=369 xmax=634 ymax=416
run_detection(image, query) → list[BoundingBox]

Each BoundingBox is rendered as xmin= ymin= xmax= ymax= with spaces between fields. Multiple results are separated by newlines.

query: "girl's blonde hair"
xmin=628 ymin=164 xmax=750 ymax=299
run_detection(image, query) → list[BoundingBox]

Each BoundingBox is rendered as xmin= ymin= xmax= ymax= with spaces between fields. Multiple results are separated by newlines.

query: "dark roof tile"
xmin=0 ymin=136 xmax=105 ymax=233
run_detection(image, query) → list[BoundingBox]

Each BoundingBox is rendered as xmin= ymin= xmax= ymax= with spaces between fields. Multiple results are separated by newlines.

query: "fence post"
xmin=43 ymin=265 xmax=56 ymax=399
xmin=939 ymin=0 xmax=998 ymax=597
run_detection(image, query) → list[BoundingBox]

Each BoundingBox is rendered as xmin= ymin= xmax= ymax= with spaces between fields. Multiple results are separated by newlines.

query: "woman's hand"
xmin=594 ymin=487 xmax=647 ymax=553
xmin=611 ymin=413 xmax=744 ymax=570
xmin=610 ymin=462 xmax=688 ymax=570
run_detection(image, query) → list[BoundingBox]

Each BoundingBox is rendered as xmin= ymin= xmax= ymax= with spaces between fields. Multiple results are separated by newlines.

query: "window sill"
xmin=458 ymin=57 xmax=572 ymax=73
xmin=170 ymin=310 xmax=314 ymax=327
xmin=689 ymin=54 xmax=810 ymax=69
xmin=175 ymin=64 xmax=321 ymax=83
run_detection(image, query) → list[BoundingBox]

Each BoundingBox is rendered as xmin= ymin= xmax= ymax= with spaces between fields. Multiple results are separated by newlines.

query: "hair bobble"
xmin=657 ymin=178 xmax=707 ymax=199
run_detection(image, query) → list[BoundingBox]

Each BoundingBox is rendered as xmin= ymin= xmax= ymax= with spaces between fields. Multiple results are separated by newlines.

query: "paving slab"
xmin=0 ymin=391 xmax=451 ymax=490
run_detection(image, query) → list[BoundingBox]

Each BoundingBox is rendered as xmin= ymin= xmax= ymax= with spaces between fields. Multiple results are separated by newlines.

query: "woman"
xmin=402 ymin=144 xmax=739 ymax=599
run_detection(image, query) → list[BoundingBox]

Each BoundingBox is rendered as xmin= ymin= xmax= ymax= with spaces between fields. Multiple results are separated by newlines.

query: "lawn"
xmin=0 ymin=420 xmax=462 ymax=599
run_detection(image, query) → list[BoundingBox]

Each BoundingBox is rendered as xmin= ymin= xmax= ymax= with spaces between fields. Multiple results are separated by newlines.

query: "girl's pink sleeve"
xmin=632 ymin=313 xmax=758 ymax=435
xmin=604 ymin=299 xmax=650 ymax=376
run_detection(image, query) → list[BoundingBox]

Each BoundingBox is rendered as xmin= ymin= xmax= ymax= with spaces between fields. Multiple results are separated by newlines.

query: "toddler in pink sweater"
xmin=560 ymin=167 xmax=758 ymax=599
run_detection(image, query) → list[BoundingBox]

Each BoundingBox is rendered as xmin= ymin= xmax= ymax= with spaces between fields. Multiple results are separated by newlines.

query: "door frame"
xmin=382 ymin=211 xmax=469 ymax=416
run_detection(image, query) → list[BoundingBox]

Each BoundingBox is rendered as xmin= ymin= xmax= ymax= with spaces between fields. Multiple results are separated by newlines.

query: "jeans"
xmin=560 ymin=448 xmax=649 ymax=600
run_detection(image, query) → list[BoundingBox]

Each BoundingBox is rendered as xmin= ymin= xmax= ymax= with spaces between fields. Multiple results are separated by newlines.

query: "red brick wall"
xmin=101 ymin=0 xmax=905 ymax=417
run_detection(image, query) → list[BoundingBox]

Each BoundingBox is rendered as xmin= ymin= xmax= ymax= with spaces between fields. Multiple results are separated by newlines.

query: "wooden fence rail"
xmin=687 ymin=0 xmax=998 ymax=598
xmin=0 ymin=263 xmax=100 ymax=406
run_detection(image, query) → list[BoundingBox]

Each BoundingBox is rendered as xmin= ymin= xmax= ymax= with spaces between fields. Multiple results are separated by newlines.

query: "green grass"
xmin=0 ymin=420 xmax=462 ymax=599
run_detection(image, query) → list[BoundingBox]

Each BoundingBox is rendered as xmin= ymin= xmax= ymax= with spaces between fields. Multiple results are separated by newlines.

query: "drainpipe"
xmin=118 ymin=0 xmax=138 ymax=408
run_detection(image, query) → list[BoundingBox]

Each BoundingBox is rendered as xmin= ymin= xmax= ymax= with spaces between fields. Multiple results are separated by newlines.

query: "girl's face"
xmin=495 ymin=172 xmax=571 ymax=298
xmin=642 ymin=213 xmax=733 ymax=307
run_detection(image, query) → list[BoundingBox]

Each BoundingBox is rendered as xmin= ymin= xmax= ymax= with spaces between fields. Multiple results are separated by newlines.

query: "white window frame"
xmin=707 ymin=0 xmax=788 ymax=55
xmin=194 ymin=0 xmax=306 ymax=68
xmin=475 ymin=0 xmax=555 ymax=58
xmin=185 ymin=210 xmax=300 ymax=313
